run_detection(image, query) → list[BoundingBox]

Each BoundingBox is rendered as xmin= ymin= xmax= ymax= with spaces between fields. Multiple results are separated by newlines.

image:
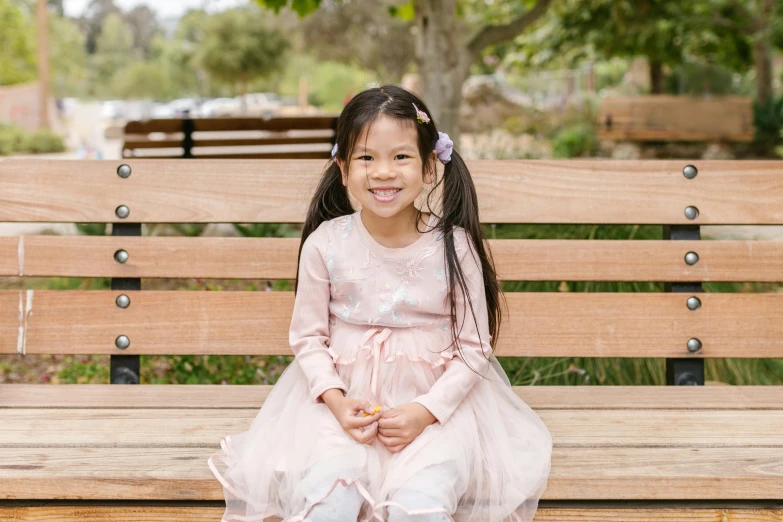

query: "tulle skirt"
xmin=208 ymin=321 xmax=553 ymax=521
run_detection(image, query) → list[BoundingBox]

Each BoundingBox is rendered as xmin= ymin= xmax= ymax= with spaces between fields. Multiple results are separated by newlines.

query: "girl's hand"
xmin=376 ymin=403 xmax=437 ymax=453
xmin=321 ymin=389 xmax=383 ymax=445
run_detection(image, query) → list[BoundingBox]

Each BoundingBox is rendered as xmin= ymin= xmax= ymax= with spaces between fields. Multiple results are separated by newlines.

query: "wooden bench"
xmin=598 ymin=95 xmax=755 ymax=142
xmin=121 ymin=115 xmax=339 ymax=159
xmin=1 ymin=158 xmax=782 ymax=521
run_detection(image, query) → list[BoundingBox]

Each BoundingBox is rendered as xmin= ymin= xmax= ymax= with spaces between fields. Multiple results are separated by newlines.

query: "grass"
xmin=1 ymin=222 xmax=781 ymax=387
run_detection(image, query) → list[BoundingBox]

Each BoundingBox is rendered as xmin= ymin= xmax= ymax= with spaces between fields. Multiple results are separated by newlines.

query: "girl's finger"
xmin=377 ymin=425 xmax=402 ymax=435
xmin=377 ymin=433 xmax=406 ymax=447
xmin=347 ymin=400 xmax=372 ymax=414
xmin=387 ymin=444 xmax=407 ymax=453
xmin=377 ymin=416 xmax=401 ymax=429
xmin=354 ymin=424 xmax=377 ymax=444
xmin=345 ymin=411 xmax=381 ymax=429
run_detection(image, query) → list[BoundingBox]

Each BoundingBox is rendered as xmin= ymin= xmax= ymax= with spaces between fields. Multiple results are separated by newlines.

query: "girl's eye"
xmin=359 ymin=155 xmax=372 ymax=161
xmin=395 ymin=154 xmax=409 ymax=160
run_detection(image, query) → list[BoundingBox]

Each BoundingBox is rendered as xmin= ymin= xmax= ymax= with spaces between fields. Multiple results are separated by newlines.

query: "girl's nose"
xmin=372 ymin=162 xmax=396 ymax=178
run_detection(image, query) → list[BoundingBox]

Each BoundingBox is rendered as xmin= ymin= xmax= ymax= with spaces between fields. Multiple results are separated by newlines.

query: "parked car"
xmin=101 ymin=100 xmax=126 ymax=120
xmin=240 ymin=92 xmax=281 ymax=118
xmin=150 ymin=103 xmax=176 ymax=119
xmin=200 ymin=97 xmax=242 ymax=117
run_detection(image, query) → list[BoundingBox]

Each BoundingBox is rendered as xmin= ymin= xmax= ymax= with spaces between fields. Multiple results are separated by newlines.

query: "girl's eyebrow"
xmin=356 ymin=145 xmax=417 ymax=153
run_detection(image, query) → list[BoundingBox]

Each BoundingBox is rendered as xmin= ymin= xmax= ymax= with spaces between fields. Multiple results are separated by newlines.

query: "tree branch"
xmin=467 ymin=0 xmax=553 ymax=57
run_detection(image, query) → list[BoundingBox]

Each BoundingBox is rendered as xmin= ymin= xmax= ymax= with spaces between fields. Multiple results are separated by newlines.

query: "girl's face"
xmin=337 ymin=114 xmax=436 ymax=220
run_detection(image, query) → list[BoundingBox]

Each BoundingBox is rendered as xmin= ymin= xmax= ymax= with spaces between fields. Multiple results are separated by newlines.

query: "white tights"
xmin=302 ymin=461 xmax=457 ymax=522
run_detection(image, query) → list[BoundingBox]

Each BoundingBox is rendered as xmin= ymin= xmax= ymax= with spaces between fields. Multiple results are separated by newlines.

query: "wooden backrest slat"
xmin=597 ymin=96 xmax=754 ymax=142
xmin=2 ymin=159 xmax=782 ymax=224
xmin=125 ymin=151 xmax=331 ymax=160
xmin=2 ymin=236 xmax=783 ymax=282
xmin=123 ymin=116 xmax=338 ymax=134
xmin=191 ymin=137 xmax=334 ymax=148
xmin=1 ymin=290 xmax=781 ymax=357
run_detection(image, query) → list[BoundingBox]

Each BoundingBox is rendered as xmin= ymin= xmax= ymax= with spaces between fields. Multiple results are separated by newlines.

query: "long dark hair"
xmin=294 ymin=85 xmax=505 ymax=376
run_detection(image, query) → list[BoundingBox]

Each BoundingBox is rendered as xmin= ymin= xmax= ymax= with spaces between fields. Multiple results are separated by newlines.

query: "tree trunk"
xmin=649 ymin=59 xmax=664 ymax=94
xmin=413 ymin=0 xmax=471 ymax=148
xmin=753 ymin=0 xmax=774 ymax=106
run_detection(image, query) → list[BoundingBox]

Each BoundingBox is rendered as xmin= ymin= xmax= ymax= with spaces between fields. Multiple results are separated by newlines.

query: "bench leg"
xmin=663 ymin=221 xmax=704 ymax=386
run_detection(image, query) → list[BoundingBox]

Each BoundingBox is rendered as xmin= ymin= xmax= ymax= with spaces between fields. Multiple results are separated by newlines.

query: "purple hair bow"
xmin=435 ymin=131 xmax=453 ymax=164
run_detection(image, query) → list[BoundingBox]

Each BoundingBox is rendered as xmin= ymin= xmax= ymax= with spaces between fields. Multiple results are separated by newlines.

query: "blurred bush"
xmin=25 ymin=129 xmax=66 ymax=153
xmin=0 ymin=124 xmax=66 ymax=155
xmin=0 ymin=124 xmax=29 ymax=155
xmin=754 ymin=95 xmax=783 ymax=156
xmin=551 ymin=123 xmax=599 ymax=158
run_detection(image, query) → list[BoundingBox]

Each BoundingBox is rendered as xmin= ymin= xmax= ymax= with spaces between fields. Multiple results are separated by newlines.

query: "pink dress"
xmin=208 ymin=209 xmax=552 ymax=521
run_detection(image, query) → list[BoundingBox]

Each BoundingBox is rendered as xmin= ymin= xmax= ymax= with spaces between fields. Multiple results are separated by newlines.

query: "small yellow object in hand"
xmin=363 ymin=405 xmax=382 ymax=417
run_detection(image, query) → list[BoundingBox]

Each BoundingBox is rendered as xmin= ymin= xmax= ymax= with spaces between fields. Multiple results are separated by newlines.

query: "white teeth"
xmin=371 ymin=189 xmax=401 ymax=196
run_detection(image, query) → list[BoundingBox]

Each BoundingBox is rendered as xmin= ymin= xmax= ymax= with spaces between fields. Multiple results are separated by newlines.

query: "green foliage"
xmin=753 ymin=95 xmax=783 ymax=155
xmin=664 ymin=60 xmax=750 ymax=96
xmin=198 ymin=6 xmax=290 ymax=93
xmin=509 ymin=0 xmax=755 ymax=84
xmin=48 ymin=12 xmax=89 ymax=97
xmin=0 ymin=2 xmax=89 ymax=96
xmin=110 ymin=59 xmax=174 ymax=100
xmin=551 ymin=123 xmax=599 ymax=158
xmin=388 ymin=1 xmax=415 ymax=21
xmin=90 ymin=12 xmax=139 ymax=96
xmin=0 ymin=123 xmax=29 ymax=155
xmin=0 ymin=0 xmax=37 ymax=85
xmin=501 ymin=110 xmax=546 ymax=137
xmin=232 ymin=223 xmax=298 ymax=238
xmin=25 ymin=129 xmax=65 ymax=153
xmin=75 ymin=223 xmax=107 ymax=236
xmin=0 ymin=124 xmax=64 ymax=155
xmin=256 ymin=0 xmax=322 ymax=17
xmin=269 ymin=54 xmax=376 ymax=111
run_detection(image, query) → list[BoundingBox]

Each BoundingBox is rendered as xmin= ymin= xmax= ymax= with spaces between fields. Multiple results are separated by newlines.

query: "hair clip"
xmin=435 ymin=132 xmax=453 ymax=164
xmin=413 ymin=103 xmax=430 ymax=124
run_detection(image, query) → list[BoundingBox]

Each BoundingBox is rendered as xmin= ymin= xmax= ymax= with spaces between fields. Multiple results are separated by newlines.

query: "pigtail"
xmin=439 ymin=149 xmax=505 ymax=376
xmin=294 ymin=159 xmax=353 ymax=295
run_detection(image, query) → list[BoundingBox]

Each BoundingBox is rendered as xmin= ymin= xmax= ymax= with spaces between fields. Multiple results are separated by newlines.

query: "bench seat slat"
xmin=2 ymin=507 xmax=780 ymax=522
xmin=3 ymin=291 xmax=783 ymax=358
xmin=1 ymin=408 xmax=782 ymax=447
xmin=2 ymin=384 xmax=781 ymax=410
xmin=4 ymin=236 xmax=783 ymax=282
xmin=1 ymin=445 xmax=781 ymax=500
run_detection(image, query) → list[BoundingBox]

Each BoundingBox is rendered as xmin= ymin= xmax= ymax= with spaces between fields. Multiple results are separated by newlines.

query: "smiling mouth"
xmin=369 ymin=189 xmax=402 ymax=196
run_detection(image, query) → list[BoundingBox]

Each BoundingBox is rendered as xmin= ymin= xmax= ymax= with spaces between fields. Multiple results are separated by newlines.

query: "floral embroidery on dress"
xmin=433 ymin=267 xmax=446 ymax=282
xmin=340 ymin=293 xmax=360 ymax=320
xmin=378 ymin=283 xmax=419 ymax=323
xmin=396 ymin=243 xmax=439 ymax=284
xmin=325 ymin=253 xmax=339 ymax=283
xmin=397 ymin=257 xmax=423 ymax=280
xmin=334 ymin=214 xmax=353 ymax=239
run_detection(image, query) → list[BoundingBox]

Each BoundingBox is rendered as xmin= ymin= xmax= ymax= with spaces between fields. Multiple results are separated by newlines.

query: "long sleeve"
xmin=289 ymin=226 xmax=349 ymax=404
xmin=412 ymin=229 xmax=492 ymax=425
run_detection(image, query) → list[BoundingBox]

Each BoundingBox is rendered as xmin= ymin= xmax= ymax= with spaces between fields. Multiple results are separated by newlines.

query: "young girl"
xmin=208 ymin=85 xmax=552 ymax=522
